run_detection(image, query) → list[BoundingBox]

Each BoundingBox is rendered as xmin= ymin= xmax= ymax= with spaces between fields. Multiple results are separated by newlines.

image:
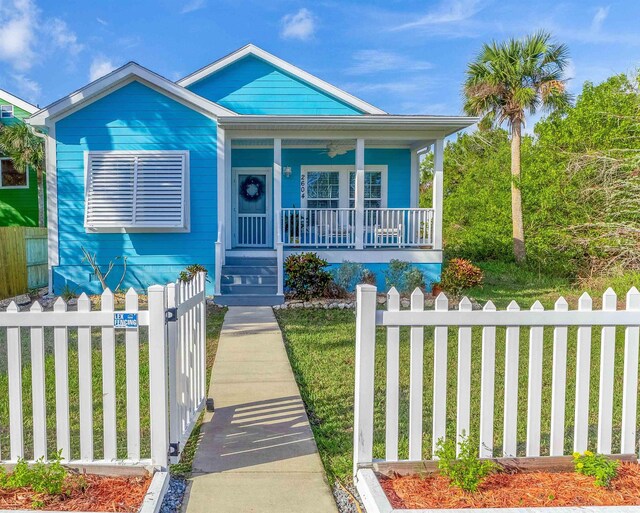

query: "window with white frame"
xmin=85 ymin=151 xmax=189 ymax=231
xmin=1 ymin=105 xmax=14 ymax=118
xmin=0 ymin=158 xmax=27 ymax=188
xmin=301 ymin=165 xmax=387 ymax=209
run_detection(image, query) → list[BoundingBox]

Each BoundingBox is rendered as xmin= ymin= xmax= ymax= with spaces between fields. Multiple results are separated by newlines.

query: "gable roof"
xmin=27 ymin=62 xmax=236 ymax=127
xmin=178 ymin=44 xmax=386 ymax=115
xmin=0 ymin=89 xmax=38 ymax=114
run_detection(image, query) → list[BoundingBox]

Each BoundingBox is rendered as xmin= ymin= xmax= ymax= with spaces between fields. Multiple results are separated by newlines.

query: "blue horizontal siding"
xmin=54 ymin=80 xmax=218 ymax=294
xmin=325 ymin=263 xmax=441 ymax=292
xmin=187 ymin=55 xmax=364 ymax=115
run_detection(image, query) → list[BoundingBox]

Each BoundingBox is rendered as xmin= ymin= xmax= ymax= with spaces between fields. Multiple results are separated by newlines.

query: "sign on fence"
xmin=114 ymin=312 xmax=138 ymax=329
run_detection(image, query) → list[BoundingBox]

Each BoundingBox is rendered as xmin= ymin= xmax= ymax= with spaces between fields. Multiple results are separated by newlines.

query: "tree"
xmin=0 ymin=123 xmax=45 ymax=227
xmin=463 ymin=31 xmax=571 ymax=262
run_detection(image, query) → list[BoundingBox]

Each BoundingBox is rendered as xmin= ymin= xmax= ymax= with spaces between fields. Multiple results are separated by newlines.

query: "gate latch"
xmin=168 ymin=442 xmax=180 ymax=457
xmin=165 ymin=308 xmax=177 ymax=323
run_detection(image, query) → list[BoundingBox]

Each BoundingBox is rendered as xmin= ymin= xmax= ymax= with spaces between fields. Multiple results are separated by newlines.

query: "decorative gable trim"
xmin=27 ymin=62 xmax=237 ymax=126
xmin=178 ymin=44 xmax=387 ymax=115
xmin=0 ymin=89 xmax=38 ymax=114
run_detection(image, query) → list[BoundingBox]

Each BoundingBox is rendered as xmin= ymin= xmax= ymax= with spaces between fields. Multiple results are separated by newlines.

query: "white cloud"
xmin=181 ymin=0 xmax=206 ymax=14
xmin=11 ymin=73 xmax=41 ymax=103
xmin=280 ymin=8 xmax=315 ymax=41
xmin=89 ymin=56 xmax=116 ymax=82
xmin=0 ymin=0 xmax=38 ymax=70
xmin=48 ymin=18 xmax=83 ymax=55
xmin=96 ymin=17 xmax=108 ymax=26
xmin=393 ymin=0 xmax=483 ymax=31
xmin=348 ymin=50 xmax=433 ymax=75
xmin=591 ymin=6 xmax=609 ymax=32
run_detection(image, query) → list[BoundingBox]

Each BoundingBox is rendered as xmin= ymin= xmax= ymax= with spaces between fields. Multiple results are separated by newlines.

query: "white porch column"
xmin=273 ymin=138 xmax=282 ymax=248
xmin=215 ymin=127 xmax=227 ymax=295
xmin=410 ymin=149 xmax=419 ymax=208
xmin=355 ymin=138 xmax=365 ymax=250
xmin=224 ymin=134 xmax=232 ymax=249
xmin=432 ymin=138 xmax=444 ymax=250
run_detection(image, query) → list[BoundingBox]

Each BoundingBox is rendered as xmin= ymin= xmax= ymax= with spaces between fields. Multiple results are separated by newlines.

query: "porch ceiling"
xmin=230 ymin=138 xmax=430 ymax=149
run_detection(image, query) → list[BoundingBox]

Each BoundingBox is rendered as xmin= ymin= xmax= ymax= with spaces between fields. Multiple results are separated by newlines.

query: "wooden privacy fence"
xmin=0 ymin=273 xmax=206 ymax=471
xmin=353 ymin=284 xmax=640 ymax=475
xmin=0 ymin=227 xmax=47 ymax=299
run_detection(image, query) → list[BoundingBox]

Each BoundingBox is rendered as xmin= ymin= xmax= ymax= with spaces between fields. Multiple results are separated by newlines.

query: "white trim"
xmin=45 ymin=122 xmax=58 ymax=285
xmin=83 ymin=150 xmax=190 ymax=233
xmin=178 ymin=44 xmax=386 ymax=115
xmin=410 ymin=149 xmax=418 ymax=208
xmin=231 ymin=167 xmax=272 ymax=248
xmin=224 ymin=136 xmax=232 ymax=248
xmin=273 ymin=138 xmax=282 ymax=250
xmin=284 ymin=249 xmax=442 ymax=264
xmin=216 ymin=126 xmax=226 ymax=250
xmin=0 ymin=158 xmax=29 ymax=189
xmin=26 ymin=63 xmax=236 ymax=127
xmin=432 ymin=138 xmax=444 ymax=251
xmin=300 ymin=165 xmax=387 ymax=209
xmin=0 ymin=89 xmax=38 ymax=114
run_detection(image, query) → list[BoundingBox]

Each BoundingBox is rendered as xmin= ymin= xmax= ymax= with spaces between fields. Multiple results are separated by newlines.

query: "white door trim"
xmin=231 ymin=167 xmax=272 ymax=247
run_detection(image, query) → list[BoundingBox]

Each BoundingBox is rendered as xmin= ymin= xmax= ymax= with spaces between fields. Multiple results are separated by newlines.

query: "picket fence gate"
xmin=0 ymin=273 xmax=207 ymax=471
xmin=353 ymin=284 xmax=640 ymax=475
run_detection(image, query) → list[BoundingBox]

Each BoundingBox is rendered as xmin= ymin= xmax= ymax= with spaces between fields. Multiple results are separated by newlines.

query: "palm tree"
xmin=0 ymin=123 xmax=45 ymax=227
xmin=463 ymin=31 xmax=571 ymax=263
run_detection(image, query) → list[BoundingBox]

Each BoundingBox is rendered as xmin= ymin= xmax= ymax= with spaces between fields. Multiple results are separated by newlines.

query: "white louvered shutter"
xmin=85 ymin=151 xmax=188 ymax=230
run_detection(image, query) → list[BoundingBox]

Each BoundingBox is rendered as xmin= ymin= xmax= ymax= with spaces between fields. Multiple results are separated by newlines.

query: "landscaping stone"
xmin=159 ymin=476 xmax=187 ymax=513
xmin=332 ymin=482 xmax=364 ymax=513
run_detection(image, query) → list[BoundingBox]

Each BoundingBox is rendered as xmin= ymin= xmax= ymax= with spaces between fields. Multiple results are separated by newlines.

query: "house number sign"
xmin=300 ymin=174 xmax=306 ymax=199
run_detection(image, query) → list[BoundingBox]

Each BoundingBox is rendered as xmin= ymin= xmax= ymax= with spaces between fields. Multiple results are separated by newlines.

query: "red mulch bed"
xmin=0 ymin=474 xmax=151 ymax=511
xmin=380 ymin=462 xmax=640 ymax=509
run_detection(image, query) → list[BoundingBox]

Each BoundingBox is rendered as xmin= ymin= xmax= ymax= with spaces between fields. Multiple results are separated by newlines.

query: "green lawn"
xmin=276 ymin=264 xmax=640 ymax=484
xmin=0 ymin=306 xmax=226 ymax=463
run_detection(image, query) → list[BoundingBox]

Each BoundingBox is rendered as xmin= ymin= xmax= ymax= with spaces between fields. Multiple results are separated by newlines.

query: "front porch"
xmin=213 ymin=115 xmax=461 ymax=302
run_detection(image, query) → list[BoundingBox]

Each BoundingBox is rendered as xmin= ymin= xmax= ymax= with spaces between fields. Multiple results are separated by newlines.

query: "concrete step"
xmin=224 ymin=257 xmax=277 ymax=267
xmin=214 ymin=294 xmax=285 ymax=306
xmin=221 ymin=284 xmax=278 ymax=295
xmin=221 ymin=274 xmax=277 ymax=285
xmin=221 ymin=265 xmax=277 ymax=276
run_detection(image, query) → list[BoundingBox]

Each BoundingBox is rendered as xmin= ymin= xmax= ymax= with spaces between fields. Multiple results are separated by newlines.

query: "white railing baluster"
xmin=7 ymin=301 xmax=23 ymax=461
xmin=598 ymin=288 xmax=617 ymax=454
xmin=385 ymin=288 xmax=400 ymax=461
xmin=77 ymin=292 xmax=93 ymax=462
xmin=622 ymin=287 xmax=640 ymax=454
xmin=409 ymin=288 xmax=425 ymax=460
xmin=526 ymin=301 xmax=544 ymax=457
xmin=53 ymin=297 xmax=70 ymax=461
xmin=503 ymin=300 xmax=520 ymax=457
xmin=574 ymin=292 xmax=593 ymax=453
xmin=432 ymin=292 xmax=448 ymax=457
xmin=456 ymin=297 xmax=472 ymax=451
xmin=550 ymin=297 xmax=569 ymax=456
xmin=101 ymin=288 xmax=117 ymax=461
xmin=30 ymin=301 xmax=47 ymax=460
xmin=125 ymin=288 xmax=140 ymax=461
xmin=479 ymin=300 xmax=496 ymax=458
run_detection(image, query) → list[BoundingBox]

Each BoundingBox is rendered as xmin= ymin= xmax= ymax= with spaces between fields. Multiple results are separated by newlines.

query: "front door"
xmin=232 ymin=168 xmax=272 ymax=247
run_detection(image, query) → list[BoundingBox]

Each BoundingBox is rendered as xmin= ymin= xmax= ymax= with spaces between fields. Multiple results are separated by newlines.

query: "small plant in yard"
xmin=81 ymin=246 xmax=128 ymax=292
xmin=60 ymin=283 xmax=77 ymax=301
xmin=440 ymin=258 xmax=484 ymax=295
xmin=405 ymin=267 xmax=426 ymax=291
xmin=179 ymin=263 xmax=209 ymax=282
xmin=435 ymin=434 xmax=498 ymax=493
xmin=361 ymin=268 xmax=377 ymax=286
xmin=384 ymin=259 xmax=410 ymax=291
xmin=284 ymin=252 xmax=332 ymax=300
xmin=573 ymin=451 xmax=619 ymax=487
xmin=333 ymin=261 xmax=363 ymax=291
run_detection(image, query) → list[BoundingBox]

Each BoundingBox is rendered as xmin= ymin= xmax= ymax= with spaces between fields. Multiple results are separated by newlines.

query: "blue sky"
xmin=0 ymin=0 xmax=639 ymax=118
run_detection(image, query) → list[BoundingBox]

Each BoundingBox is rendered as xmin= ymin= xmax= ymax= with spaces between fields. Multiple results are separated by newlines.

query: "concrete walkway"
xmin=183 ymin=306 xmax=338 ymax=513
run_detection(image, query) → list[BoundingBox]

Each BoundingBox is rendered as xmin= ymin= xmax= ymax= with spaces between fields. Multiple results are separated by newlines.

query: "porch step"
xmin=220 ymin=284 xmax=278 ymax=295
xmin=217 ymin=255 xmax=282 ymax=306
xmin=221 ymin=266 xmax=277 ymax=276
xmin=214 ymin=294 xmax=284 ymax=306
xmin=224 ymin=257 xmax=277 ymax=267
xmin=221 ymin=274 xmax=277 ymax=285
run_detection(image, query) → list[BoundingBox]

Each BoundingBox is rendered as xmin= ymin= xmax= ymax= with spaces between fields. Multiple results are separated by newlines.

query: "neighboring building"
xmin=27 ymin=44 xmax=476 ymax=304
xmin=0 ymin=89 xmax=41 ymax=227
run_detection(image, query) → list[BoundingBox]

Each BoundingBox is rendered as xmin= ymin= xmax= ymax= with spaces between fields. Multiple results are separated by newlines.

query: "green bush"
xmin=384 ymin=260 xmax=410 ymax=291
xmin=179 ymin=263 xmax=208 ymax=282
xmin=361 ymin=269 xmax=377 ymax=286
xmin=435 ymin=434 xmax=497 ymax=493
xmin=405 ymin=267 xmax=426 ymax=292
xmin=333 ymin=261 xmax=363 ymax=291
xmin=440 ymin=258 xmax=484 ymax=295
xmin=284 ymin=252 xmax=332 ymax=300
xmin=573 ymin=451 xmax=619 ymax=487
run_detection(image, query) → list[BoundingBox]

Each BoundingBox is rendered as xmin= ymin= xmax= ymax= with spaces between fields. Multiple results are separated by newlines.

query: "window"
xmin=305 ymin=171 xmax=340 ymax=208
xmin=85 ymin=151 xmax=189 ymax=231
xmin=0 ymin=159 xmax=27 ymax=188
xmin=1 ymin=105 xmax=14 ymax=118
xmin=349 ymin=171 xmax=382 ymax=209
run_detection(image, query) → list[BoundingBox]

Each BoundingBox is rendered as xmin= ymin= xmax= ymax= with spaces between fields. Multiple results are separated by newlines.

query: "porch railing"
xmin=279 ymin=207 xmax=435 ymax=249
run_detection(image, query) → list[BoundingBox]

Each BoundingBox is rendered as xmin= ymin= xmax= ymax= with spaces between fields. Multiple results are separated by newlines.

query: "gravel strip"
xmin=159 ymin=476 xmax=187 ymax=513
xmin=333 ymin=482 xmax=364 ymax=513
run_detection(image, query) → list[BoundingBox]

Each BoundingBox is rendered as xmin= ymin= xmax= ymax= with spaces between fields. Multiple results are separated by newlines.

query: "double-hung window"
xmin=349 ymin=171 xmax=383 ymax=208
xmin=305 ymin=171 xmax=340 ymax=208
xmin=1 ymin=105 xmax=14 ymax=118
xmin=84 ymin=150 xmax=189 ymax=231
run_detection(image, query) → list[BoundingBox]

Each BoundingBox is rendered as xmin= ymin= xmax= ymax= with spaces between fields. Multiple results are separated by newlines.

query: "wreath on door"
xmin=240 ymin=176 xmax=264 ymax=202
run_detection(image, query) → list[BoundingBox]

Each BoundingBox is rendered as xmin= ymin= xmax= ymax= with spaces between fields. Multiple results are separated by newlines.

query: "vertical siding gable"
xmin=186 ymin=55 xmax=364 ymax=115
xmin=55 ymin=80 xmax=218 ymax=290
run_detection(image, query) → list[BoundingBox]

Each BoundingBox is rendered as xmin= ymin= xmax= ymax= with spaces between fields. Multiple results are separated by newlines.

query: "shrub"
xmin=434 ymin=434 xmax=497 ymax=493
xmin=179 ymin=264 xmax=208 ymax=282
xmin=323 ymin=281 xmax=349 ymax=299
xmin=440 ymin=258 xmax=484 ymax=295
xmin=573 ymin=451 xmax=619 ymax=487
xmin=405 ymin=267 xmax=426 ymax=292
xmin=361 ymin=268 xmax=377 ymax=286
xmin=333 ymin=261 xmax=363 ymax=291
xmin=384 ymin=260 xmax=411 ymax=291
xmin=0 ymin=451 xmax=68 ymax=501
xmin=284 ymin=252 xmax=332 ymax=300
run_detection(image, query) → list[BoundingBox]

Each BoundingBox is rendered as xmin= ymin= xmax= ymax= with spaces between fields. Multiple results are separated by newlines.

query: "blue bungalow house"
xmin=27 ymin=44 xmax=476 ymax=305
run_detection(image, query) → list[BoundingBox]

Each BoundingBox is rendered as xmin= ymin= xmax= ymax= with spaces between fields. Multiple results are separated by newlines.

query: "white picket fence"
xmin=0 ymin=273 xmax=207 ymax=471
xmin=353 ymin=284 xmax=640 ymax=475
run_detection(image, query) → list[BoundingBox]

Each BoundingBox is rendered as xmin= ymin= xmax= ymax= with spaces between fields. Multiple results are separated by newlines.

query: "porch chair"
xmin=373 ymin=218 xmax=404 ymax=248
xmin=314 ymin=211 xmax=354 ymax=247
